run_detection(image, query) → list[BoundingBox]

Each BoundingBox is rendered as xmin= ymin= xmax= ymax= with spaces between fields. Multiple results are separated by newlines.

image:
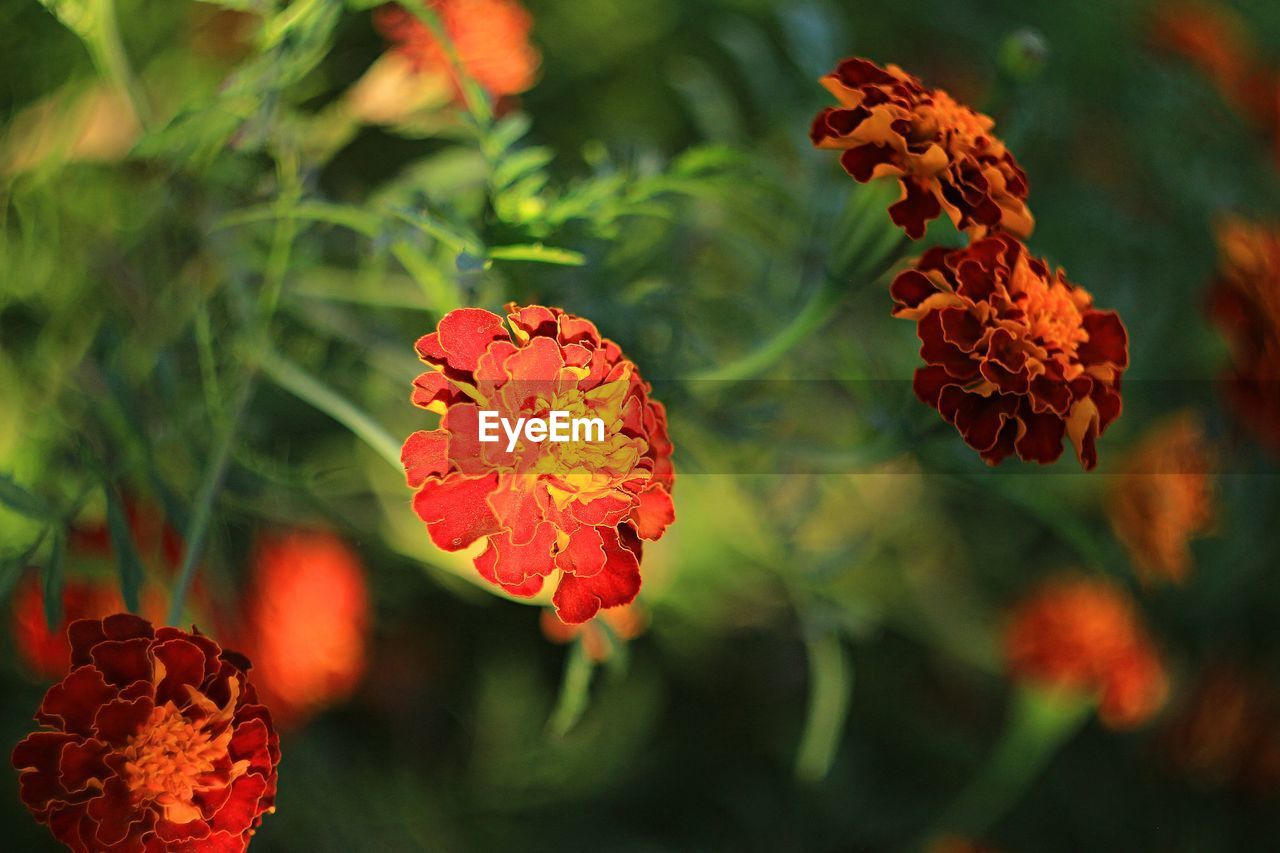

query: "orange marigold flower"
xmin=1109 ymin=413 xmax=1214 ymax=585
xmin=891 ymin=233 xmax=1128 ymax=470
xmin=539 ymin=602 xmax=648 ymax=662
xmin=1004 ymin=577 xmax=1168 ymax=730
xmin=809 ymin=57 xmax=1034 ymax=240
xmin=237 ymin=531 xmax=371 ymax=726
xmin=374 ymin=0 xmax=540 ymax=99
xmin=11 ymin=615 xmax=280 ymax=852
xmin=1150 ymin=1 xmax=1256 ymax=96
xmin=1210 ymin=218 xmax=1280 ymax=453
xmin=401 ymin=304 xmax=675 ymax=624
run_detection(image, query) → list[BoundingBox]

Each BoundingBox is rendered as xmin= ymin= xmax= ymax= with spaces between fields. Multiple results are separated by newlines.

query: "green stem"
xmin=403 ymin=3 xmax=492 ymax=128
xmin=259 ymin=349 xmax=404 ymax=473
xmin=795 ymin=629 xmax=853 ymax=782
xmin=87 ymin=0 xmax=151 ymax=130
xmin=167 ymin=379 xmax=254 ymax=625
xmin=931 ymin=684 xmax=1092 ymax=839
xmin=546 ymin=638 xmax=596 ymax=737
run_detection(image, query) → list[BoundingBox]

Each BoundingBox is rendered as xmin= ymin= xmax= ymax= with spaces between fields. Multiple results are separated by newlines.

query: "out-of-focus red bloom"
xmin=540 ymin=602 xmax=647 ymax=662
xmin=11 ymin=615 xmax=280 ymax=852
xmin=11 ymin=505 xmax=185 ymax=681
xmin=238 ymin=531 xmax=370 ymax=727
xmin=401 ymin=304 xmax=675 ymax=624
xmin=1210 ymin=218 xmax=1280 ymax=453
xmin=374 ymin=0 xmax=539 ymax=99
xmin=810 ymin=57 xmax=1033 ymax=240
xmin=1164 ymin=663 xmax=1280 ymax=797
xmin=12 ymin=578 xmax=167 ymax=682
xmin=891 ymin=233 xmax=1128 ymax=469
xmin=927 ymin=837 xmax=1000 ymax=853
xmin=1004 ymin=576 xmax=1168 ymax=730
xmin=1150 ymin=3 xmax=1280 ymax=164
xmin=1109 ymin=413 xmax=1214 ymax=585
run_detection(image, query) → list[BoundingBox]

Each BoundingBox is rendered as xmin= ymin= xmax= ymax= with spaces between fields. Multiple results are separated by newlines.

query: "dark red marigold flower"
xmin=1108 ymin=413 xmax=1214 ymax=586
xmin=1004 ymin=576 xmax=1168 ymax=730
xmin=374 ymin=0 xmax=540 ymax=99
xmin=891 ymin=233 xmax=1128 ymax=470
xmin=11 ymin=614 xmax=280 ymax=852
xmin=238 ymin=531 xmax=370 ymax=727
xmin=1209 ymin=218 xmax=1280 ymax=453
xmin=810 ymin=57 xmax=1034 ymax=240
xmin=401 ymin=304 xmax=675 ymax=624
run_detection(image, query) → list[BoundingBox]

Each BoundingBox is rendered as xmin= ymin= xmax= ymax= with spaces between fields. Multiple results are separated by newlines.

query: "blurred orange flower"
xmin=1210 ymin=218 xmax=1280 ymax=453
xmin=238 ymin=531 xmax=371 ymax=726
xmin=810 ymin=57 xmax=1033 ymax=240
xmin=1151 ymin=2 xmax=1280 ymax=162
xmin=540 ymin=602 xmax=648 ymax=662
xmin=892 ymin=233 xmax=1128 ymax=469
xmin=10 ymin=504 xmax=183 ymax=680
xmin=1109 ymin=413 xmax=1214 ymax=585
xmin=374 ymin=0 xmax=540 ymax=99
xmin=1004 ymin=576 xmax=1167 ymax=730
xmin=401 ymin=304 xmax=675 ymax=624
xmin=11 ymin=615 xmax=280 ymax=851
xmin=1164 ymin=663 xmax=1280 ymax=797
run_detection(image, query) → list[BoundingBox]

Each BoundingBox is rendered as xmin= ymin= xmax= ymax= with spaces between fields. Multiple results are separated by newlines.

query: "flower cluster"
xmin=402 ymin=304 xmax=675 ymax=624
xmin=809 ymin=58 xmax=1033 ymax=240
xmin=374 ymin=0 xmax=539 ymax=100
xmin=1210 ymin=218 xmax=1280 ymax=453
xmin=1109 ymin=413 xmax=1214 ymax=585
xmin=1004 ymin=577 xmax=1167 ymax=730
xmin=891 ymin=234 xmax=1128 ymax=469
xmin=11 ymin=615 xmax=280 ymax=851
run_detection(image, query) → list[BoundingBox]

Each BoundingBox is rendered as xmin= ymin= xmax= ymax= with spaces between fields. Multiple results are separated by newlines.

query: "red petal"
xmin=629 ymin=485 xmax=674 ymax=541
xmin=37 ymin=667 xmax=117 ymax=735
xmin=436 ymin=308 xmax=508 ymax=372
xmin=90 ymin=637 xmax=153 ymax=688
xmin=92 ymin=695 xmax=154 ymax=746
xmin=475 ymin=543 xmax=546 ymax=597
xmin=401 ymin=429 xmax=450 ymax=487
xmin=554 ymin=525 xmax=608 ymax=579
xmin=487 ymin=522 xmax=558 ymax=586
xmin=1078 ymin=310 xmax=1129 ymax=368
xmin=552 ymin=529 xmax=641 ymax=623
xmin=411 ymin=474 xmax=500 ymax=551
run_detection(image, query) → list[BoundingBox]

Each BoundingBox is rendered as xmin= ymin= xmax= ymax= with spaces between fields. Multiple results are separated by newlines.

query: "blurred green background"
xmin=2 ymin=0 xmax=1280 ymax=850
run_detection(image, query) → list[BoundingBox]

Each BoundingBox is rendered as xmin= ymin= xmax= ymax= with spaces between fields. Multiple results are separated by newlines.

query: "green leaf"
xmin=217 ymin=201 xmax=383 ymax=238
xmin=43 ymin=529 xmax=66 ymax=631
xmin=487 ymin=113 xmax=532 ymax=155
xmin=0 ymin=473 xmax=59 ymax=520
xmin=492 ymin=147 xmax=554 ymax=190
xmin=103 ymin=484 xmax=143 ymax=613
xmin=487 ymin=243 xmax=587 ymax=266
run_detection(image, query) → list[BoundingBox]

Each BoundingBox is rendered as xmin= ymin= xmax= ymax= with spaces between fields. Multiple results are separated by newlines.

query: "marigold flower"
xmin=401 ymin=304 xmax=675 ymax=624
xmin=374 ymin=0 xmax=540 ymax=99
xmin=540 ymin=602 xmax=647 ymax=662
xmin=1004 ymin=577 xmax=1167 ymax=730
xmin=237 ymin=531 xmax=370 ymax=726
xmin=891 ymin=233 xmax=1128 ymax=470
xmin=1210 ymin=218 xmax=1280 ymax=453
xmin=1164 ymin=663 xmax=1280 ymax=796
xmin=11 ymin=614 xmax=280 ymax=851
xmin=1109 ymin=414 xmax=1214 ymax=585
xmin=809 ymin=57 xmax=1034 ymax=240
